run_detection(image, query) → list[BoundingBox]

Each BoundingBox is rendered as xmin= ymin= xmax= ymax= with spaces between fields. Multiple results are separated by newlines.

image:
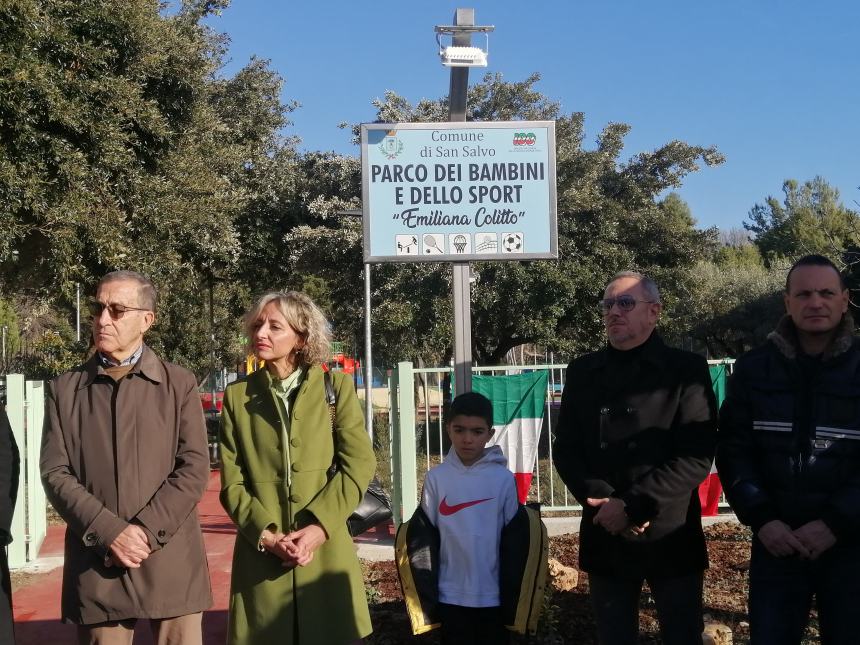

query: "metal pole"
xmin=209 ymin=278 xmax=216 ymax=401
xmin=2 ymin=326 xmax=6 ymax=365
xmin=364 ymin=263 xmax=374 ymax=442
xmin=450 ymin=8 xmax=474 ymax=395
xmin=448 ymin=9 xmax=472 ymax=122
xmin=75 ymin=283 xmax=80 ymax=342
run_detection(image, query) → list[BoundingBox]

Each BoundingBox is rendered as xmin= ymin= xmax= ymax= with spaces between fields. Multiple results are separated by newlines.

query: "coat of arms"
xmin=379 ymin=132 xmax=404 ymax=159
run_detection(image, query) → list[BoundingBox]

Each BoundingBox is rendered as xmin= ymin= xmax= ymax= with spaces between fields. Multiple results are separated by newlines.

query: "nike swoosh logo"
xmin=438 ymin=496 xmax=493 ymax=516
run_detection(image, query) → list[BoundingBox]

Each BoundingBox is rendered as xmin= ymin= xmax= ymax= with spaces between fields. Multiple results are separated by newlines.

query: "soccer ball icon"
xmin=502 ymin=232 xmax=523 ymax=253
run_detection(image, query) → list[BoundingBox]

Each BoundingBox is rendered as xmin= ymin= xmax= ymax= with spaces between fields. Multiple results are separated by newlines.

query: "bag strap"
xmin=324 ymin=371 xmax=338 ymax=476
xmin=323 ymin=369 xmax=336 ymax=426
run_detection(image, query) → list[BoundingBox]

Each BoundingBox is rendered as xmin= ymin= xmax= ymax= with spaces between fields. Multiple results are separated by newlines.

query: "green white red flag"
xmin=472 ymin=371 xmax=548 ymax=503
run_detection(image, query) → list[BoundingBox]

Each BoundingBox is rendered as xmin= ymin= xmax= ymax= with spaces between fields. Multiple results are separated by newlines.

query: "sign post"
xmin=360 ymin=9 xmax=557 ymax=396
xmin=450 ymin=8 xmax=474 ymax=395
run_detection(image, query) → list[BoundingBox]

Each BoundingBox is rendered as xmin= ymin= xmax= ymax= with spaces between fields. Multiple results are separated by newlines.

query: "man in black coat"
xmin=0 ymin=404 xmax=19 ymax=644
xmin=717 ymin=255 xmax=860 ymax=644
xmin=553 ymin=271 xmax=717 ymax=645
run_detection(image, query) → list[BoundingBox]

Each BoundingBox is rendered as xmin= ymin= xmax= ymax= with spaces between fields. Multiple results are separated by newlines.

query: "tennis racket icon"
xmin=423 ymin=234 xmax=443 ymax=254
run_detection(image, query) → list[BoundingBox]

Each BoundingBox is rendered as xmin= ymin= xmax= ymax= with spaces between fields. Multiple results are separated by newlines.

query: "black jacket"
xmin=553 ymin=332 xmax=717 ymax=578
xmin=395 ymin=504 xmax=548 ymax=636
xmin=716 ymin=315 xmax=860 ymax=541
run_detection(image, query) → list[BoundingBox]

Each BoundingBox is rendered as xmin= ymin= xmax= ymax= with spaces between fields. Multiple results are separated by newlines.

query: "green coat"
xmin=219 ymin=366 xmax=376 ymax=645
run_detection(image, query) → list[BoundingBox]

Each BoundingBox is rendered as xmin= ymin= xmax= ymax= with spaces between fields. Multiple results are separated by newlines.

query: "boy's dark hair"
xmin=447 ymin=391 xmax=493 ymax=429
xmin=785 ymin=254 xmax=846 ymax=292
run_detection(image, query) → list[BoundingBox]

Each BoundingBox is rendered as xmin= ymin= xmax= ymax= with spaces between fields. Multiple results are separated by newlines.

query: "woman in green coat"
xmin=219 ymin=291 xmax=376 ymax=644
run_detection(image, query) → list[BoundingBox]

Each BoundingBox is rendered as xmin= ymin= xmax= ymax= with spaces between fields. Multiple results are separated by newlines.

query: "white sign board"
xmin=361 ymin=121 xmax=557 ymax=263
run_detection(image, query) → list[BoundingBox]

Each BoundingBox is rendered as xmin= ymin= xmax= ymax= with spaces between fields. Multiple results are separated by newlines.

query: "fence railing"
xmin=386 ymin=359 xmax=735 ymax=525
xmin=3 ymin=374 xmax=47 ymax=568
xmin=0 ymin=358 xmax=735 ymax=562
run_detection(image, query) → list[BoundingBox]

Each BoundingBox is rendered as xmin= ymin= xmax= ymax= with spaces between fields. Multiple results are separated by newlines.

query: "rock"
xmin=547 ymin=558 xmax=578 ymax=592
xmin=702 ymin=621 xmax=732 ymax=645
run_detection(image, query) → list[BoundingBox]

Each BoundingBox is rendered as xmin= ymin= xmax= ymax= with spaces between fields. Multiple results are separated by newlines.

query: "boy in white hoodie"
xmin=420 ymin=392 xmax=520 ymax=644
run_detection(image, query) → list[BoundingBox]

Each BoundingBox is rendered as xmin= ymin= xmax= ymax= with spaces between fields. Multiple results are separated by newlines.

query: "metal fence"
xmin=386 ymin=359 xmax=735 ymax=524
xmin=2 ymin=374 xmax=47 ymax=568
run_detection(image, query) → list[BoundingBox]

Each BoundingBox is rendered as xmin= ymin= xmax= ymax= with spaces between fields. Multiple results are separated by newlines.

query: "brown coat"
xmin=40 ymin=346 xmax=212 ymax=624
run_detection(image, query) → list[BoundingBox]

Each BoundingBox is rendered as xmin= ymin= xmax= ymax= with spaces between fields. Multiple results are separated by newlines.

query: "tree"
xmin=287 ymin=73 xmax=723 ymax=366
xmin=685 ymin=255 xmax=785 ymax=358
xmin=745 ymin=177 xmax=860 ymax=263
xmin=0 ymin=0 xmax=298 ymax=376
xmin=0 ymin=298 xmax=20 ymax=366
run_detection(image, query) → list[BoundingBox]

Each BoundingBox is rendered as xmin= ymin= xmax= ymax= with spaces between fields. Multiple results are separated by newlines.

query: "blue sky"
xmin=206 ymin=1 xmax=859 ymax=232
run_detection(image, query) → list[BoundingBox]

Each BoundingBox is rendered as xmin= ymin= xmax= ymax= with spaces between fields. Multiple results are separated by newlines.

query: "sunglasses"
xmin=597 ymin=295 xmax=656 ymax=315
xmin=88 ymin=301 xmax=150 ymax=320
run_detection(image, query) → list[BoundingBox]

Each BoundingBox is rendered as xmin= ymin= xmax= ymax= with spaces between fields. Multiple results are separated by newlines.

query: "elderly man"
xmin=41 ymin=271 xmax=211 ymax=644
xmin=553 ymin=271 xmax=717 ymax=645
xmin=717 ymin=255 xmax=860 ymax=644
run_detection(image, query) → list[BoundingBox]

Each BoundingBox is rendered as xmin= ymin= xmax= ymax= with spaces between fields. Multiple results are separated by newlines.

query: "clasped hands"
xmin=757 ymin=519 xmax=836 ymax=560
xmin=260 ymin=524 xmax=328 ymax=568
xmin=587 ymin=497 xmax=649 ymax=537
xmin=106 ymin=524 xmax=151 ymax=568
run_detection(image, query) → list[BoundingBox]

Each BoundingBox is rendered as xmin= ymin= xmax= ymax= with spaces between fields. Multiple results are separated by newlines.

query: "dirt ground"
xmin=362 ymin=522 xmax=821 ymax=645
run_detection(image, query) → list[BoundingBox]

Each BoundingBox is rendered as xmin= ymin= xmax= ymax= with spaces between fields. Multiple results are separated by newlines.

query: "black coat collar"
xmin=589 ymin=331 xmax=665 ymax=371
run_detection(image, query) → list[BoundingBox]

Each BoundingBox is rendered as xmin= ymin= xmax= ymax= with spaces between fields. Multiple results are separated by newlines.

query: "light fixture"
xmin=435 ymin=24 xmax=494 ymax=68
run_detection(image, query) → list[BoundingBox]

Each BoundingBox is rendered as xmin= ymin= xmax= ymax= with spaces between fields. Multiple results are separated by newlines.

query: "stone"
xmin=702 ymin=621 xmax=733 ymax=645
xmin=547 ymin=558 xmax=578 ymax=592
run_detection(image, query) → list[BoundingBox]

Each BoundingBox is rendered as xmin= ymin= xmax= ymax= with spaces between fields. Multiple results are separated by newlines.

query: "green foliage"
xmin=715 ymin=240 xmax=765 ymax=269
xmin=0 ymin=3 xmax=754 ymax=370
xmin=684 ymin=250 xmax=786 ymax=357
xmin=745 ymin=177 xmax=860 ymax=263
xmin=0 ymin=0 xmax=298 ymax=375
xmin=0 ymin=298 xmax=20 ymax=361
xmin=6 ymin=332 xmax=87 ymax=380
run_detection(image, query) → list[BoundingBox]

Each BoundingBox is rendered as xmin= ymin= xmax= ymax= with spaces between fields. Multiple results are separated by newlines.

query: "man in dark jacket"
xmin=717 ymin=254 xmax=860 ymax=644
xmin=553 ymin=271 xmax=717 ymax=645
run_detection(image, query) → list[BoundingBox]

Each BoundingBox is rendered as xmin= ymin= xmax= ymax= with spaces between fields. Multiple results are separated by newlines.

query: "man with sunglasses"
xmin=553 ymin=271 xmax=717 ymax=644
xmin=717 ymin=255 xmax=860 ymax=644
xmin=40 ymin=271 xmax=212 ymax=644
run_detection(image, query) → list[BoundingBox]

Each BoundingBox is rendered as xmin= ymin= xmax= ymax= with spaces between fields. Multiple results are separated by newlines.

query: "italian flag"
xmin=473 ymin=371 xmax=548 ymax=504
xmin=698 ymin=363 xmax=728 ymax=517
xmin=698 ymin=462 xmax=722 ymax=517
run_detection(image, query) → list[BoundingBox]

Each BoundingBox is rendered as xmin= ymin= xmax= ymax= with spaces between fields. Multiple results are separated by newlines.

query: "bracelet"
xmin=259 ymin=524 xmax=277 ymax=552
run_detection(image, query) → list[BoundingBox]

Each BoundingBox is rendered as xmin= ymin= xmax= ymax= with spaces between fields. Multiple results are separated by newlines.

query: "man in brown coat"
xmin=41 ymin=271 xmax=212 ymax=644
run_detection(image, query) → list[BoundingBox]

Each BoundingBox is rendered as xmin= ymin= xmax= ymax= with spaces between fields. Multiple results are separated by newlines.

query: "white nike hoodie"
xmin=421 ymin=445 xmax=520 ymax=607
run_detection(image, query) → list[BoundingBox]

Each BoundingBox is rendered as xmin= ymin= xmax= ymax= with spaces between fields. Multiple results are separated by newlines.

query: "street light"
xmin=435 ymin=24 xmax=493 ymax=67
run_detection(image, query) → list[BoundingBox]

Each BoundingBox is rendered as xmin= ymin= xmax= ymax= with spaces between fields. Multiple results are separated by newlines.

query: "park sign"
xmin=360 ymin=121 xmax=557 ymax=263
